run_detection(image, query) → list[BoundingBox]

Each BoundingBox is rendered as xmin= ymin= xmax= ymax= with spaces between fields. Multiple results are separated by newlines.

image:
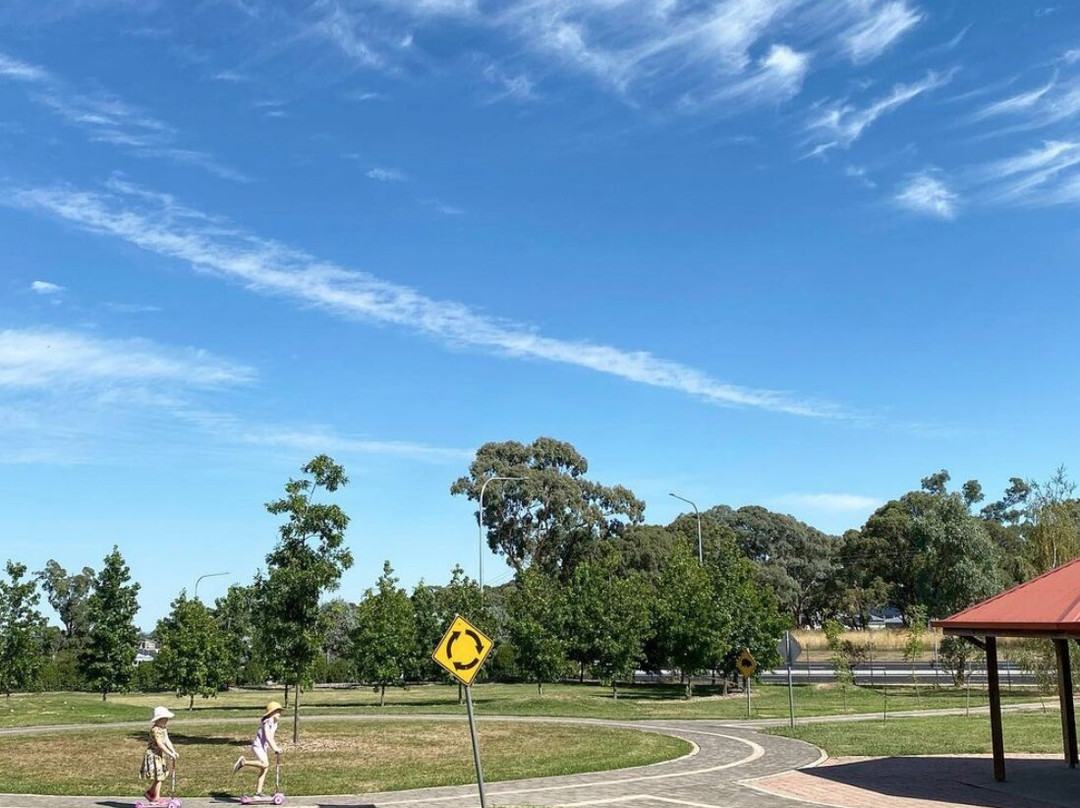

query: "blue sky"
xmin=2 ymin=0 xmax=1079 ymax=626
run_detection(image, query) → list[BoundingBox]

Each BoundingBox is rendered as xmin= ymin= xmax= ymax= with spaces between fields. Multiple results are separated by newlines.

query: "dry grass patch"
xmin=0 ymin=719 xmax=690 ymax=796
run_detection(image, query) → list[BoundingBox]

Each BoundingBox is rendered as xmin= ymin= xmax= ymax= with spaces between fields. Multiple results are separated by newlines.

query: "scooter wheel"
xmin=168 ymin=800 xmax=183 ymax=808
xmin=273 ymin=794 xmax=285 ymax=805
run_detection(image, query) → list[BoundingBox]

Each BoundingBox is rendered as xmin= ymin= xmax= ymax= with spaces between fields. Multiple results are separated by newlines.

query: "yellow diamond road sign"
xmin=737 ymin=649 xmax=757 ymax=678
xmin=432 ymin=614 xmax=494 ymax=686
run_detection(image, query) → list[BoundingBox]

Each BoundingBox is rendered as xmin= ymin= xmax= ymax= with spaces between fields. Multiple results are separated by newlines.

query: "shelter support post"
xmin=1054 ymin=638 xmax=1078 ymax=768
xmin=985 ymin=636 xmax=1006 ymax=782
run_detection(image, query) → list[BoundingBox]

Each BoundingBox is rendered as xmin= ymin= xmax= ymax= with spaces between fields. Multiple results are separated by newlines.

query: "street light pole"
xmin=669 ymin=492 xmax=702 ymax=564
xmin=478 ymin=476 xmax=524 ymax=609
xmin=194 ymin=571 xmax=229 ymax=601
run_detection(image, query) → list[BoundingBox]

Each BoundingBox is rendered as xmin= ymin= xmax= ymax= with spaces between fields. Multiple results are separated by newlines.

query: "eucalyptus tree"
xmin=451 ymin=437 xmax=645 ymax=580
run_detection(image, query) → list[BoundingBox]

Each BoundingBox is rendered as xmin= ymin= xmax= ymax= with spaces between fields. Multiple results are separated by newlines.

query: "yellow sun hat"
xmin=262 ymin=700 xmax=284 ymax=720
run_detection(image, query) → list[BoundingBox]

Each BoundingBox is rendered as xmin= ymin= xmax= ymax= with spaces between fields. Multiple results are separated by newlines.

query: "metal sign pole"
xmin=464 ymin=685 xmax=488 ymax=808
xmin=745 ymin=675 xmax=751 ymax=718
xmin=785 ymin=633 xmax=795 ymax=728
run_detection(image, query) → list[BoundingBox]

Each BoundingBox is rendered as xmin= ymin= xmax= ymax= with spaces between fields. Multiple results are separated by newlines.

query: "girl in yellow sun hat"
xmin=232 ymin=700 xmax=284 ymax=798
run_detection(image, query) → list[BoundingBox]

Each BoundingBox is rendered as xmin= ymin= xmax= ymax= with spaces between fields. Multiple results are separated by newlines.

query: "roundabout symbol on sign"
xmin=432 ymin=615 xmax=494 ymax=686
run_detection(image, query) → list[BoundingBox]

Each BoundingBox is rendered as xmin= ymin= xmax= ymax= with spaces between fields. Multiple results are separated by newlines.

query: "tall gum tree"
xmin=451 ymin=437 xmax=645 ymax=580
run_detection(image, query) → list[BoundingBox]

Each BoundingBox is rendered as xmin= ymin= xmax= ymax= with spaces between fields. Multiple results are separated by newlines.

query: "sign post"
xmin=777 ymin=631 xmax=803 ymax=728
xmin=737 ymin=649 xmax=757 ymax=719
xmin=432 ymin=615 xmax=495 ymax=808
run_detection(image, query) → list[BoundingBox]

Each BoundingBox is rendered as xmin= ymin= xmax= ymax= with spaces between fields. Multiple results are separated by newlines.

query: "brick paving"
xmin=1 ymin=716 xmax=1077 ymax=808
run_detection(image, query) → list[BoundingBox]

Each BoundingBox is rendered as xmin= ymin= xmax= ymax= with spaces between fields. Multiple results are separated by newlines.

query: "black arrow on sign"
xmin=454 ymin=658 xmax=480 ymax=671
xmin=446 ymin=631 xmax=461 ymax=658
xmin=464 ymin=629 xmax=485 ymax=655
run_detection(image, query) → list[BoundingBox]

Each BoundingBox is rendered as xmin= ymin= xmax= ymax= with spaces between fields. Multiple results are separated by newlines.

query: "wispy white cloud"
xmin=105 ymin=302 xmax=163 ymax=314
xmin=30 ymin=280 xmax=65 ymax=295
xmin=481 ymin=63 xmax=539 ymax=103
xmin=973 ymin=75 xmax=1057 ymax=121
xmin=290 ymin=0 xmax=923 ymax=114
xmin=969 ymin=140 xmax=1080 ymax=207
xmin=0 ymin=328 xmax=255 ymax=390
xmin=234 ymin=426 xmax=472 ymax=462
xmin=807 ymin=70 xmax=950 ymax=156
xmin=0 ymin=49 xmax=246 ymax=181
xmin=777 ymin=492 xmax=882 ymax=512
xmin=0 ymin=51 xmax=50 ymax=82
xmin=894 ymin=171 xmax=957 ymax=219
xmin=8 ymin=180 xmax=850 ymax=419
xmin=0 ymin=327 xmax=465 ymax=466
xmin=367 ymin=167 xmax=408 ymax=181
xmin=843 ymin=0 xmax=924 ymax=65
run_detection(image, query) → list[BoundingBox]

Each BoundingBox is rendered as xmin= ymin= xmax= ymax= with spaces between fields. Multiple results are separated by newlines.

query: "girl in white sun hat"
xmin=140 ymin=706 xmax=179 ymax=804
xmin=232 ymin=700 xmax=284 ymax=798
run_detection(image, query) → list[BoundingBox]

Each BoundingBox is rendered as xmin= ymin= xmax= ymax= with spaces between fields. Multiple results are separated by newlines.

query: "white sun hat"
xmin=151 ymin=706 xmax=175 ymax=725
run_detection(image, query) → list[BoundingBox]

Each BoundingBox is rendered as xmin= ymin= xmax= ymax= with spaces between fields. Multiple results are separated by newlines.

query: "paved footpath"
xmin=0 ymin=717 xmax=824 ymax=808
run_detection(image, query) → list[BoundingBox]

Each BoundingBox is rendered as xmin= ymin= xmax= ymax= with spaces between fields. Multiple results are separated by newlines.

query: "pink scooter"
xmin=135 ymin=762 xmax=182 ymax=808
xmin=241 ymin=754 xmax=285 ymax=805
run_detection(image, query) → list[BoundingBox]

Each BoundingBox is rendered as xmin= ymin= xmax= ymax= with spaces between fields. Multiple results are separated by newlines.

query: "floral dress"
xmin=140 ymin=725 xmax=172 ymax=782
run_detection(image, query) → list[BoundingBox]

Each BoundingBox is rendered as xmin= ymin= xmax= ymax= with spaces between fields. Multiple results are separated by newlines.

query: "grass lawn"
xmin=0 ymin=719 xmax=690 ymax=796
xmin=0 ymin=682 xmax=1041 ymax=728
xmin=769 ymin=708 xmax=1069 ymax=757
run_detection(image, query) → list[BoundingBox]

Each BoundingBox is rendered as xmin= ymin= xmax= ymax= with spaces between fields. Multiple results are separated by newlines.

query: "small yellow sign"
xmin=737 ymin=649 xmax=757 ymax=678
xmin=432 ymin=614 xmax=494 ymax=686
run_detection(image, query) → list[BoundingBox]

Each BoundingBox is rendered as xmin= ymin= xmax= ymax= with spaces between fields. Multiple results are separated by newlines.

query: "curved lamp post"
xmin=194 ymin=571 xmax=230 ymax=600
xmin=669 ymin=492 xmax=702 ymax=564
xmin=478 ymin=476 xmax=525 ymax=608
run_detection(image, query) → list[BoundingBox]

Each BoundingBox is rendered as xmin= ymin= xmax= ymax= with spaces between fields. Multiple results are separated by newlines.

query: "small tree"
xmin=938 ymin=635 xmax=975 ymax=688
xmin=506 ymin=567 xmax=568 ymax=695
xmin=156 ymin=593 xmax=229 ymax=708
xmin=0 ymin=561 xmax=47 ymax=695
xmin=258 ymin=455 xmax=354 ymax=742
xmin=652 ymin=544 xmax=718 ymax=698
xmin=214 ymin=584 xmax=256 ymax=687
xmin=904 ymin=605 xmax=928 ymax=705
xmin=567 ymin=549 xmax=651 ymax=698
xmin=824 ymin=619 xmax=855 ymax=712
xmin=80 ymin=547 xmax=140 ymax=701
xmin=351 ymin=562 xmax=416 ymax=706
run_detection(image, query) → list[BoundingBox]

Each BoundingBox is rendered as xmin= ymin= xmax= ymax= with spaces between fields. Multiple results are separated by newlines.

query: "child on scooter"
xmin=140 ymin=706 xmax=179 ymax=805
xmin=232 ymin=700 xmax=284 ymax=798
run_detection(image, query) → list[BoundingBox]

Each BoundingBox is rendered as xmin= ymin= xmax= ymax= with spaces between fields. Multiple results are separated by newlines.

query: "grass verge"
xmin=0 ymin=682 xmax=1041 ymax=728
xmin=768 ymin=709 xmax=1068 ymax=757
xmin=0 ymin=719 xmax=690 ymax=796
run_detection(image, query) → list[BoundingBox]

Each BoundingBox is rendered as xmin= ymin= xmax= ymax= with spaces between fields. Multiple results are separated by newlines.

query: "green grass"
xmin=769 ymin=709 xmax=1068 ymax=757
xmin=0 ymin=719 xmax=690 ymax=796
xmin=0 ymin=682 xmax=1041 ymax=728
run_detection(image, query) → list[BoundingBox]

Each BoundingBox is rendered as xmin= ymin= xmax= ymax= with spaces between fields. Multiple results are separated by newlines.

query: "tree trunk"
xmin=579 ymin=662 xmax=585 ymax=683
xmin=457 ymin=683 xmax=463 ymax=705
xmin=538 ymin=681 xmax=543 ymax=697
xmin=380 ymin=684 xmax=386 ymax=707
xmin=101 ymin=689 xmax=107 ymax=702
xmin=283 ymin=684 xmax=289 ymax=707
xmin=292 ymin=682 xmax=300 ymax=744
xmin=685 ymin=679 xmax=693 ymax=699
xmin=189 ymin=693 xmax=194 ymax=710
xmin=611 ymin=681 xmax=618 ymax=700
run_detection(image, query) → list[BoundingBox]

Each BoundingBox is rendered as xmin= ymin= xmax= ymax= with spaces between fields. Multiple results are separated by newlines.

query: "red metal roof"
xmin=931 ymin=556 xmax=1080 ymax=635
